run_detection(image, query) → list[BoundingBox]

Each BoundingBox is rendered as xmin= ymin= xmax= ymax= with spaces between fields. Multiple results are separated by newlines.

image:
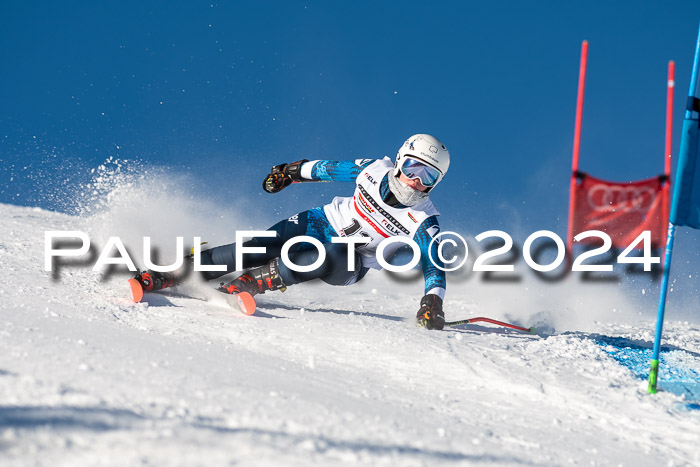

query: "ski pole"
xmin=445 ymin=317 xmax=537 ymax=334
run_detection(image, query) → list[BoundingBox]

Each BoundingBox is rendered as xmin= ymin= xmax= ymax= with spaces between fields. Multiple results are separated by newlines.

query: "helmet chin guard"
xmin=393 ymin=134 xmax=450 ymax=190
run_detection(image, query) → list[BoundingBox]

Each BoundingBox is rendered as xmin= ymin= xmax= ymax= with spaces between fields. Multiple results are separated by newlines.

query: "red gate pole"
xmin=665 ymin=60 xmax=675 ymax=178
xmin=567 ymin=40 xmax=589 ymax=256
xmin=661 ymin=61 xmax=675 ymax=250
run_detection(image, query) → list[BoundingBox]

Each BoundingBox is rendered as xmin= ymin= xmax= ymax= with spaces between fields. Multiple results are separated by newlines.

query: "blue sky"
xmin=3 ymin=1 xmax=700 ymax=240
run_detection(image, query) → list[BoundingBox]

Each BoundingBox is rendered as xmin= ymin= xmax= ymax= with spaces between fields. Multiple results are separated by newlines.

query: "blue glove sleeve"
xmin=308 ymin=159 xmax=375 ymax=182
xmin=413 ymin=215 xmax=446 ymax=297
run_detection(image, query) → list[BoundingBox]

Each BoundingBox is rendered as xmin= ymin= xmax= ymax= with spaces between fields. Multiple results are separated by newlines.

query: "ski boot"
xmin=218 ymin=258 xmax=287 ymax=297
xmin=136 ymin=270 xmax=176 ymax=292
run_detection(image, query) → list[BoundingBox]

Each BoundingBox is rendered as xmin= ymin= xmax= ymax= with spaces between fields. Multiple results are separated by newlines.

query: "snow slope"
xmin=2 ymin=201 xmax=700 ymax=467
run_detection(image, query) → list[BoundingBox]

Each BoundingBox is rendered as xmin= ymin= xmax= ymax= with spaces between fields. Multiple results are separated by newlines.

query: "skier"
xmin=133 ymin=134 xmax=450 ymax=330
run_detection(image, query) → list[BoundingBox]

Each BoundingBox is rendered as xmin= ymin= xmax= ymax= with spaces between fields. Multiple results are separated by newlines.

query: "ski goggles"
xmin=399 ymin=157 xmax=442 ymax=187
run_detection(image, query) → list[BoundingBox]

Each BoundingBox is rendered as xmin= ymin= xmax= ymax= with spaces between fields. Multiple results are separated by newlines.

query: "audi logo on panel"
xmin=586 ymin=184 xmax=657 ymax=214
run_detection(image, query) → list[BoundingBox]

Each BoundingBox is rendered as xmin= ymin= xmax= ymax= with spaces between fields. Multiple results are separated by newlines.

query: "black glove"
xmin=416 ymin=294 xmax=445 ymax=330
xmin=262 ymin=159 xmax=309 ymax=193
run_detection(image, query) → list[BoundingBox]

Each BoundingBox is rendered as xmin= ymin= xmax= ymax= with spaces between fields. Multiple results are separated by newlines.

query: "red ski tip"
xmin=236 ymin=292 xmax=256 ymax=316
xmin=128 ymin=278 xmax=144 ymax=303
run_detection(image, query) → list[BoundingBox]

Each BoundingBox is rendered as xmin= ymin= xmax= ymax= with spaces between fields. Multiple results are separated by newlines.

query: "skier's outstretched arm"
xmin=413 ymin=215 xmax=447 ymax=330
xmin=263 ymin=159 xmax=375 ymax=193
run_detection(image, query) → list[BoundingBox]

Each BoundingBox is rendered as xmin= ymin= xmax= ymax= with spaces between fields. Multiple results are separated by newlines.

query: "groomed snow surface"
xmin=2 ymin=202 xmax=700 ymax=467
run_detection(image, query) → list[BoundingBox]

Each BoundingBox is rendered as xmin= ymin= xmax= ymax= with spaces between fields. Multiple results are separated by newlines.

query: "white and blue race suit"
xmin=200 ymin=158 xmax=446 ymax=299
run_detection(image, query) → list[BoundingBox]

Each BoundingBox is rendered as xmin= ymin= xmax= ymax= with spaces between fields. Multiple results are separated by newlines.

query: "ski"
xmin=128 ymin=278 xmax=144 ymax=303
xmin=222 ymin=291 xmax=257 ymax=316
xmin=445 ymin=317 xmax=536 ymax=334
xmin=128 ymin=278 xmax=256 ymax=316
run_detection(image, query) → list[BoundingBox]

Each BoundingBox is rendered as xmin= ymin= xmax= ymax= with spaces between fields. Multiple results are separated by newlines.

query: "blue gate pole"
xmin=648 ymin=22 xmax=700 ymax=394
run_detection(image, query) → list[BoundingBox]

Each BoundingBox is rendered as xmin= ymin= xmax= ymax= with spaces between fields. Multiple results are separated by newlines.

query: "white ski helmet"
xmin=393 ymin=134 xmax=450 ymax=190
